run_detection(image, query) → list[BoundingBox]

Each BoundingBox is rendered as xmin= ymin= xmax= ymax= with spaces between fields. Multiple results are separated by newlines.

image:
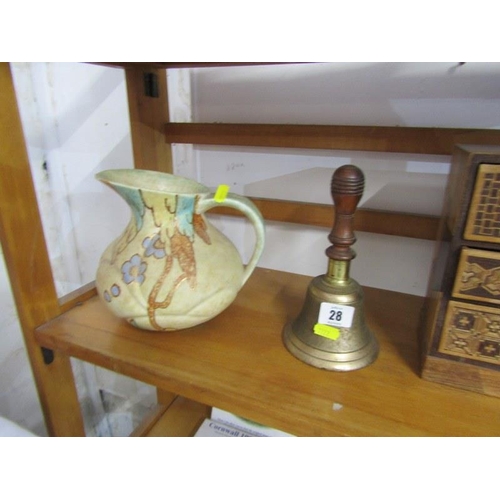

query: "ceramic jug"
xmin=95 ymin=169 xmax=265 ymax=331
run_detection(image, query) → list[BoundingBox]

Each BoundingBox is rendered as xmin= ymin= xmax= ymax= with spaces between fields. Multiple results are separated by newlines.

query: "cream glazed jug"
xmin=95 ymin=169 xmax=265 ymax=331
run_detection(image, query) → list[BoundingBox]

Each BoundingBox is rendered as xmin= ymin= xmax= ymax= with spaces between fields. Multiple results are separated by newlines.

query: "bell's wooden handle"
xmin=326 ymin=164 xmax=365 ymax=261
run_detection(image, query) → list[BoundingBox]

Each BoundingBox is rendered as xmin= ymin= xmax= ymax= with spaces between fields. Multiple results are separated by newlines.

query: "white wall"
xmin=191 ymin=62 xmax=500 ymax=127
xmin=193 ymin=145 xmax=449 ymax=295
xmin=186 ymin=62 xmax=500 ymax=296
xmin=2 ymin=61 xmax=500 ymax=435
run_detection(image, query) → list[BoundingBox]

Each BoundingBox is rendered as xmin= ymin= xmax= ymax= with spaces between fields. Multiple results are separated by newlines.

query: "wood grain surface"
xmin=35 ymin=267 xmax=500 ymax=436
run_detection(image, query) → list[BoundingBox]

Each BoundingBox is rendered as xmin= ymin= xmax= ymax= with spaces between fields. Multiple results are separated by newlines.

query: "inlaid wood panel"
xmin=439 ymin=300 xmax=500 ymax=366
xmin=464 ymin=164 xmax=500 ymax=243
xmin=452 ymin=247 xmax=500 ymax=305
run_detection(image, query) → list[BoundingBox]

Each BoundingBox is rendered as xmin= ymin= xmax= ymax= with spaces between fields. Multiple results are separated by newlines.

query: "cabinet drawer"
xmin=439 ymin=300 xmax=500 ymax=366
xmin=452 ymin=247 xmax=500 ymax=305
xmin=463 ymin=164 xmax=500 ymax=243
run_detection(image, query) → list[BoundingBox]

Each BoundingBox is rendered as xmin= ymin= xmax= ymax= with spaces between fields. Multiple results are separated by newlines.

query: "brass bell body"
xmin=283 ymin=165 xmax=379 ymax=371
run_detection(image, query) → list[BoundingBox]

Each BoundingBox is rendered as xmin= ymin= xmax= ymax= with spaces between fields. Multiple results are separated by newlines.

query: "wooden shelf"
xmin=164 ymin=122 xmax=500 ymax=156
xmin=97 ymin=62 xmax=290 ymax=70
xmin=35 ymin=267 xmax=500 ymax=436
xmin=212 ymin=197 xmax=440 ymax=241
xmin=131 ymin=397 xmax=210 ymax=437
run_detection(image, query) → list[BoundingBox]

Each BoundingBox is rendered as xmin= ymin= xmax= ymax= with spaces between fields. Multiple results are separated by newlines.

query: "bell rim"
xmin=282 ymin=321 xmax=379 ymax=372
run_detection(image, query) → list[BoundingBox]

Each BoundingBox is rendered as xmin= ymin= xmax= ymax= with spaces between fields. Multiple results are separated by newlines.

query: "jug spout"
xmin=96 ymin=169 xmax=211 ymax=195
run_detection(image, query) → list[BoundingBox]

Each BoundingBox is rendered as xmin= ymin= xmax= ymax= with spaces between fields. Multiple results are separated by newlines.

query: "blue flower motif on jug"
xmin=103 ymin=283 xmax=121 ymax=302
xmin=122 ymin=254 xmax=147 ymax=285
xmin=142 ymin=234 xmax=166 ymax=259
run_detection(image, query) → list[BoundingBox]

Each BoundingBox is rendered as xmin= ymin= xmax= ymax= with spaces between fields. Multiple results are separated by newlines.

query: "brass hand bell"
xmin=283 ymin=164 xmax=379 ymax=371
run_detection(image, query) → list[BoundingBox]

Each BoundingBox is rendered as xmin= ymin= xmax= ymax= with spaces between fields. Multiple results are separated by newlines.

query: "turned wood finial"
xmin=326 ymin=164 xmax=364 ymax=262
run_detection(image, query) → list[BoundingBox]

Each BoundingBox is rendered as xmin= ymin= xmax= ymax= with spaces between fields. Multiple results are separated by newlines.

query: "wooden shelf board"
xmin=35 ymin=267 xmax=500 ymax=436
xmin=212 ymin=198 xmax=439 ymax=240
xmin=131 ymin=397 xmax=210 ymax=437
xmin=94 ymin=62 xmax=292 ymax=70
xmin=164 ymin=122 xmax=500 ymax=156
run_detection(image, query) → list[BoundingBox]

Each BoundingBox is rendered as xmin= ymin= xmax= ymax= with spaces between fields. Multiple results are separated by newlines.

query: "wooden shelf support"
xmin=125 ymin=65 xmax=173 ymax=173
xmin=0 ymin=63 xmax=84 ymax=436
xmin=164 ymin=122 xmax=500 ymax=156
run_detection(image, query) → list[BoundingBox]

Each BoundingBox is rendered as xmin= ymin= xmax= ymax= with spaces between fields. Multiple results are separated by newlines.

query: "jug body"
xmin=95 ymin=169 xmax=264 ymax=331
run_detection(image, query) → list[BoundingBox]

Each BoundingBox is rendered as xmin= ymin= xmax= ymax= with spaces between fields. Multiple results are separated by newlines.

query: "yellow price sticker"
xmin=214 ymin=184 xmax=230 ymax=202
xmin=313 ymin=323 xmax=340 ymax=340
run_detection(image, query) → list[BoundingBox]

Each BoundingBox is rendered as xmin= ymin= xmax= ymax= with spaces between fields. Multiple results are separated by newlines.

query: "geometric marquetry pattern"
xmin=453 ymin=248 xmax=500 ymax=305
xmin=464 ymin=164 xmax=500 ymax=244
xmin=439 ymin=300 xmax=500 ymax=366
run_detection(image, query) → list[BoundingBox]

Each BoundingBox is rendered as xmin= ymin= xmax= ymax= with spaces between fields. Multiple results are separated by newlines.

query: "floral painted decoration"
xmin=142 ymin=234 xmax=166 ymax=259
xmin=121 ymin=254 xmax=147 ymax=285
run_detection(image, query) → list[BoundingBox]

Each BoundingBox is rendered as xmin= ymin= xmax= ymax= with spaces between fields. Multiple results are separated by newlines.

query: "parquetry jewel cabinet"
xmin=421 ymin=144 xmax=500 ymax=396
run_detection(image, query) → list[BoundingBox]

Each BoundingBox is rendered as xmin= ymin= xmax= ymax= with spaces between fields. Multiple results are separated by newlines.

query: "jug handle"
xmin=197 ymin=193 xmax=265 ymax=286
